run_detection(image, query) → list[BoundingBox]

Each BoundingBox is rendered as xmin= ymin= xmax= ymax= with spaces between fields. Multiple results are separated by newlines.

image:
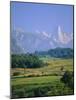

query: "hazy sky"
xmin=11 ymin=2 xmax=73 ymax=53
xmin=11 ymin=2 xmax=73 ymax=33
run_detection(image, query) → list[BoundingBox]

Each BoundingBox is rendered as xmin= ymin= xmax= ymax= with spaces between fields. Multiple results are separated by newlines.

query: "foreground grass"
xmin=11 ymin=58 xmax=74 ymax=98
xmin=11 ymin=76 xmax=61 ymax=85
xmin=11 ymin=75 xmax=73 ymax=98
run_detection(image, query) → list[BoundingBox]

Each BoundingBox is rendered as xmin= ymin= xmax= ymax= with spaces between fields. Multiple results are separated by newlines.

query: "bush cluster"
xmin=12 ymin=54 xmax=44 ymax=68
xmin=61 ymin=71 xmax=74 ymax=89
xmin=11 ymin=82 xmax=74 ymax=99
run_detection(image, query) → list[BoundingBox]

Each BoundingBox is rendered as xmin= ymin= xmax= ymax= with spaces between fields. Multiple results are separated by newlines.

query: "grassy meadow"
xmin=11 ymin=57 xmax=73 ymax=78
xmin=11 ymin=56 xmax=74 ymax=98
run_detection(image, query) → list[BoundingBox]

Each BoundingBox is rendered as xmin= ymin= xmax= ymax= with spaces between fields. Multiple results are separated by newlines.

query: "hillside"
xmin=35 ymin=48 xmax=73 ymax=58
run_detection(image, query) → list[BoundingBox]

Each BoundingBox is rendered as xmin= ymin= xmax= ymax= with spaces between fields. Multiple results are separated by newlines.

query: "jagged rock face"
xmin=11 ymin=27 xmax=73 ymax=54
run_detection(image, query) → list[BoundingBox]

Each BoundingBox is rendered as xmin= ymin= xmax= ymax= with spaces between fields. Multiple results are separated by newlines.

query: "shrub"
xmin=61 ymin=71 xmax=74 ymax=89
xmin=13 ymin=72 xmax=20 ymax=76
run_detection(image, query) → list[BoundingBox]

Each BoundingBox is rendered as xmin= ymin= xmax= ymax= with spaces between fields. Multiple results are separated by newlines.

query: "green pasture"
xmin=11 ymin=58 xmax=73 ymax=77
xmin=11 ymin=57 xmax=74 ymax=98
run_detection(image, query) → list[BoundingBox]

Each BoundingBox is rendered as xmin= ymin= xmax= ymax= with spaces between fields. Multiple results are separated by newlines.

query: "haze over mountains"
xmin=11 ymin=26 xmax=73 ymax=54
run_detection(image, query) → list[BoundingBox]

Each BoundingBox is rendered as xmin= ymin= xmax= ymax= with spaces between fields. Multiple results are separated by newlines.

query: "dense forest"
xmin=35 ymin=48 xmax=73 ymax=58
xmin=11 ymin=54 xmax=44 ymax=68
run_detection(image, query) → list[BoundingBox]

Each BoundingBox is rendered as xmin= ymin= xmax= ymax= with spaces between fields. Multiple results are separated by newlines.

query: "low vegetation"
xmin=11 ymin=54 xmax=74 ymax=98
xmin=61 ymin=71 xmax=74 ymax=89
xmin=11 ymin=75 xmax=73 ymax=98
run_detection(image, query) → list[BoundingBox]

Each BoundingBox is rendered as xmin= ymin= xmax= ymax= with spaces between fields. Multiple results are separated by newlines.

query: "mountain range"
xmin=11 ymin=26 xmax=73 ymax=54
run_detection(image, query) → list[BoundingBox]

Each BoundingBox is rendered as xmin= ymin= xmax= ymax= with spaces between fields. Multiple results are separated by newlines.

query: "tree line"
xmin=11 ymin=54 xmax=44 ymax=68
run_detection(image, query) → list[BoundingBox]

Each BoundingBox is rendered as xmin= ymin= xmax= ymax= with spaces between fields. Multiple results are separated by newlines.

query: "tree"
xmin=61 ymin=71 xmax=74 ymax=89
xmin=60 ymin=66 xmax=64 ymax=71
xmin=12 ymin=54 xmax=44 ymax=68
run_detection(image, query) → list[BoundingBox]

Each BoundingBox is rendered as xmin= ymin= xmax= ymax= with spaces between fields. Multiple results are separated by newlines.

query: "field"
xmin=11 ymin=57 xmax=74 ymax=98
